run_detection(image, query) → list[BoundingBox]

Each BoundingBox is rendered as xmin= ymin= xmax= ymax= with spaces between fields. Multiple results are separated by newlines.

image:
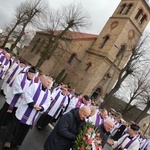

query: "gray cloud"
xmin=0 ymin=0 xmax=149 ymax=34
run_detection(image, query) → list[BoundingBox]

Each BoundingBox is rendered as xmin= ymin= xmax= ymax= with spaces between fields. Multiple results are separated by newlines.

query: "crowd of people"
xmin=0 ymin=47 xmax=149 ymax=150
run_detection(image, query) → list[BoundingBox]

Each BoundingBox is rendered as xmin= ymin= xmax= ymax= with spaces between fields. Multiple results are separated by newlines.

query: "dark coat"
xmin=44 ymin=108 xmax=85 ymax=150
xmin=111 ymin=124 xmax=126 ymax=141
xmin=97 ymin=124 xmax=111 ymax=147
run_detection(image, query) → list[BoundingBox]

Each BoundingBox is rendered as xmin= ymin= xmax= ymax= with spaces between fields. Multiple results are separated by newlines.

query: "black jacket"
xmin=44 ymin=108 xmax=85 ymax=150
xmin=97 ymin=124 xmax=111 ymax=147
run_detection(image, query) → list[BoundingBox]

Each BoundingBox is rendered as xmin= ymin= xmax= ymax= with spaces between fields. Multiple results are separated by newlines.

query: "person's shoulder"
xmin=64 ymin=108 xmax=78 ymax=118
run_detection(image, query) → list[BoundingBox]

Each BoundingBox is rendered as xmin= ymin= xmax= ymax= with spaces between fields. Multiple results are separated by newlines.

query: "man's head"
xmin=5 ymin=53 xmax=10 ymax=59
xmin=42 ymin=76 xmax=53 ymax=88
xmin=82 ymin=95 xmax=89 ymax=104
xmin=103 ymin=118 xmax=114 ymax=132
xmin=38 ymin=71 xmax=45 ymax=82
xmin=129 ymin=123 xmax=140 ymax=136
xmin=62 ymin=87 xmax=68 ymax=95
xmin=19 ymin=60 xmax=25 ymax=68
xmin=27 ymin=66 xmax=36 ymax=80
xmin=79 ymin=106 xmax=91 ymax=120
xmin=100 ymin=108 xmax=108 ymax=119
xmin=65 ymin=88 xmax=71 ymax=96
xmin=89 ymin=106 xmax=97 ymax=117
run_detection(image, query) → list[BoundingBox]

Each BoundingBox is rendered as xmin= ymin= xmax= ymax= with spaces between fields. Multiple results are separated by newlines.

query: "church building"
xmin=20 ymin=0 xmax=150 ymax=98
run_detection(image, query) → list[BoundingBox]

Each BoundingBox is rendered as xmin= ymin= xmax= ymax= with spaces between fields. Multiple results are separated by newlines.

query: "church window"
xmin=91 ymin=87 xmax=103 ymax=99
xmin=116 ymin=44 xmax=127 ymax=58
xmin=35 ymin=40 xmax=45 ymax=54
xmin=31 ymin=38 xmax=40 ymax=52
xmin=100 ymin=35 xmax=110 ymax=49
xmin=119 ymin=4 xmax=126 ymax=14
xmin=135 ymin=9 xmax=143 ymax=20
xmin=85 ymin=61 xmax=92 ymax=71
xmin=139 ymin=14 xmax=147 ymax=25
xmin=68 ymin=53 xmax=76 ymax=64
xmin=125 ymin=4 xmax=133 ymax=14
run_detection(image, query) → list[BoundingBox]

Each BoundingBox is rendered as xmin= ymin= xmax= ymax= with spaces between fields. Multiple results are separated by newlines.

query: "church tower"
xmin=76 ymin=0 xmax=150 ymax=98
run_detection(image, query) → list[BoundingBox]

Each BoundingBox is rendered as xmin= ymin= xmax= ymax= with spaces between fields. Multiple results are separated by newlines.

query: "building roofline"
xmin=36 ymin=30 xmax=98 ymax=41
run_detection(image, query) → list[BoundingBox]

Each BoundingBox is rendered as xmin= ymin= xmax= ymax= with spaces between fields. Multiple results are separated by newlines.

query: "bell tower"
xmin=77 ymin=0 xmax=150 ymax=97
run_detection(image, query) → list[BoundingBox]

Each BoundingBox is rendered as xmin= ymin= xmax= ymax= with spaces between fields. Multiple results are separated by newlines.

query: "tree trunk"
xmin=122 ymin=105 xmax=136 ymax=116
xmin=10 ymin=23 xmax=27 ymax=51
xmin=122 ymin=98 xmax=135 ymax=114
xmin=35 ymin=57 xmax=46 ymax=69
xmin=2 ymin=23 xmax=19 ymax=47
xmin=134 ymin=104 xmax=150 ymax=123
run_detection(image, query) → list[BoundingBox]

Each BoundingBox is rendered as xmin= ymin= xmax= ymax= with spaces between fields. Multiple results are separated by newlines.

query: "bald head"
xmin=5 ymin=53 xmax=10 ymax=59
xmin=79 ymin=106 xmax=91 ymax=120
xmin=89 ymin=106 xmax=97 ymax=117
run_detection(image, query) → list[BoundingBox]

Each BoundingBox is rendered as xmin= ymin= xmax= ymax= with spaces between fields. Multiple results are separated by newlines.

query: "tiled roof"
xmin=37 ymin=30 xmax=98 ymax=40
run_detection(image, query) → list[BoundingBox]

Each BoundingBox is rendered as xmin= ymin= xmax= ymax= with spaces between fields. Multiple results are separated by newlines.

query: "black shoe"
xmin=0 ymin=90 xmax=5 ymax=96
xmin=10 ymin=145 xmax=19 ymax=150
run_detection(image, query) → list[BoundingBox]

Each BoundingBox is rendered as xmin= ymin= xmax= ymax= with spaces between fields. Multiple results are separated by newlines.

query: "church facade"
xmin=20 ymin=0 xmax=150 ymax=98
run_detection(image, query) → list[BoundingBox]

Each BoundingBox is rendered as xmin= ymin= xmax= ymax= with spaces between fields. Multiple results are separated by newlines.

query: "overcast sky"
xmin=0 ymin=0 xmax=149 ymax=34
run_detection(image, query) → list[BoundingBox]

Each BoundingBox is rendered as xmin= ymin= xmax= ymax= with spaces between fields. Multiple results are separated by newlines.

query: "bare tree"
xmin=2 ymin=0 xmax=48 ymax=51
xmin=121 ymin=68 xmax=150 ymax=115
xmin=104 ymin=33 xmax=150 ymax=105
xmin=34 ymin=3 xmax=89 ymax=68
xmin=134 ymin=91 xmax=150 ymax=123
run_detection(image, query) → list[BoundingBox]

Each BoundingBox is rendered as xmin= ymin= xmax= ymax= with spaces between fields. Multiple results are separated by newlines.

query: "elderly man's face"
xmin=79 ymin=109 xmax=90 ymax=120
xmin=104 ymin=121 xmax=114 ymax=132
xmin=43 ymin=78 xmax=52 ymax=88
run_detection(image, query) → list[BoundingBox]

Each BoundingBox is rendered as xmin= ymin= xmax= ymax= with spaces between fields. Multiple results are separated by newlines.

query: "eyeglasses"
xmin=106 ymin=123 xmax=114 ymax=129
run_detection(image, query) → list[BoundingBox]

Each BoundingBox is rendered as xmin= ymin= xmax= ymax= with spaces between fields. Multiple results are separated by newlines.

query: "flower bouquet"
xmin=73 ymin=121 xmax=102 ymax=150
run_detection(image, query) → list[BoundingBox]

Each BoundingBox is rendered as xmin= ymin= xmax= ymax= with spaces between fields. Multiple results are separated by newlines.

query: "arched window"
xmin=85 ymin=61 xmax=92 ymax=71
xmin=91 ymin=87 xmax=103 ymax=99
xmin=119 ymin=4 xmax=126 ymax=14
xmin=100 ymin=35 xmax=110 ymax=49
xmin=116 ymin=44 xmax=127 ymax=58
xmin=139 ymin=14 xmax=147 ymax=25
xmin=31 ymin=38 xmax=40 ymax=52
xmin=125 ymin=4 xmax=133 ymax=14
xmin=55 ymin=69 xmax=66 ymax=84
xmin=68 ymin=53 xmax=76 ymax=64
xmin=35 ymin=39 xmax=45 ymax=54
xmin=135 ymin=9 xmax=143 ymax=20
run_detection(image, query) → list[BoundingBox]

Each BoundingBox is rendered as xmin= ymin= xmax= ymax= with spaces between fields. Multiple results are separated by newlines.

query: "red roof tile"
xmin=37 ymin=30 xmax=98 ymax=40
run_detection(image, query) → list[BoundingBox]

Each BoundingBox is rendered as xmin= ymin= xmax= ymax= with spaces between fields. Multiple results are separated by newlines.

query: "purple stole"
xmin=33 ymin=77 xmax=40 ymax=83
xmin=95 ymin=112 xmax=100 ymax=125
xmin=70 ymin=94 xmax=74 ymax=99
xmin=0 ymin=54 xmax=10 ymax=66
xmin=55 ymin=86 xmax=60 ymax=91
xmin=140 ymin=138 xmax=148 ymax=149
xmin=6 ymin=65 xmax=19 ymax=85
xmin=75 ymin=98 xmax=82 ymax=108
xmin=95 ymin=112 xmax=104 ymax=125
xmin=46 ymin=91 xmax=61 ymax=114
xmin=0 ymin=57 xmax=9 ymax=77
xmin=20 ymin=83 xmax=48 ymax=125
xmin=7 ymin=73 xmax=27 ymax=113
xmin=113 ymin=135 xmax=138 ymax=150
xmin=0 ymin=55 xmax=5 ymax=62
xmin=53 ymin=94 xmax=67 ymax=118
